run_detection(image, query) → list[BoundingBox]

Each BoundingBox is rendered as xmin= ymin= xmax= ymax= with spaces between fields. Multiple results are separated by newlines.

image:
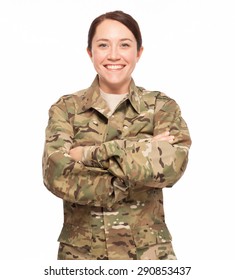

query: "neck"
xmin=98 ymin=77 xmax=131 ymax=94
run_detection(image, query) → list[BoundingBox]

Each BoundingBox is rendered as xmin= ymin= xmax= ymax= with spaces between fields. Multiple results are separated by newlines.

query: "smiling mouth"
xmin=104 ymin=64 xmax=125 ymax=70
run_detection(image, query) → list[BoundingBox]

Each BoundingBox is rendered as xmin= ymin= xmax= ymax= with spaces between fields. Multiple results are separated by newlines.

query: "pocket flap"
xmin=58 ymin=223 xmax=92 ymax=248
xmin=132 ymin=224 xmax=172 ymax=248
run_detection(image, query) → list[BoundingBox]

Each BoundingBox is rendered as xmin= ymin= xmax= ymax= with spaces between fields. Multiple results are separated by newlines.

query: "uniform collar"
xmin=81 ymin=75 xmax=141 ymax=116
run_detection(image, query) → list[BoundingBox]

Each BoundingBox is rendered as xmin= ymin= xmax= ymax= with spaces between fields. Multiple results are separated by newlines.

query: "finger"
xmin=154 ymin=131 xmax=169 ymax=140
xmin=160 ymin=136 xmax=174 ymax=142
xmin=153 ymin=134 xmax=175 ymax=142
xmin=168 ymin=136 xmax=175 ymax=143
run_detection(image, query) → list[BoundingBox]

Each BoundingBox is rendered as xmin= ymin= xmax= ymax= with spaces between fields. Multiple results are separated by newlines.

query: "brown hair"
xmin=87 ymin=10 xmax=142 ymax=51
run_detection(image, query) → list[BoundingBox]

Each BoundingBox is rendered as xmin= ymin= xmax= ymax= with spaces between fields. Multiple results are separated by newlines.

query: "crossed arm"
xmin=43 ymin=97 xmax=191 ymax=208
xmin=69 ymin=131 xmax=175 ymax=161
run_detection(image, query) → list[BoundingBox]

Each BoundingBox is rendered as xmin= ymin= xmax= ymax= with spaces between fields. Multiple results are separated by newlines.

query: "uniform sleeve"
xmin=42 ymin=98 xmax=127 ymax=208
xmin=81 ymin=98 xmax=191 ymax=192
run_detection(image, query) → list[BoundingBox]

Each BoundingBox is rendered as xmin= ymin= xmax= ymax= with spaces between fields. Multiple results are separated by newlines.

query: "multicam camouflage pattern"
xmin=42 ymin=75 xmax=191 ymax=260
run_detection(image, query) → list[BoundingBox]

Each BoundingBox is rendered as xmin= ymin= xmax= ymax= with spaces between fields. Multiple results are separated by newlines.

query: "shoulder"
xmin=50 ymin=88 xmax=88 ymax=111
xmin=137 ymin=86 xmax=178 ymax=110
xmin=137 ymin=87 xmax=180 ymax=115
xmin=56 ymin=88 xmax=88 ymax=104
xmin=137 ymin=86 xmax=171 ymax=100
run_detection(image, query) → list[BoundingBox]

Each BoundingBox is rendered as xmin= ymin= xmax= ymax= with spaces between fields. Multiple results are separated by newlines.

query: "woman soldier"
xmin=43 ymin=10 xmax=191 ymax=260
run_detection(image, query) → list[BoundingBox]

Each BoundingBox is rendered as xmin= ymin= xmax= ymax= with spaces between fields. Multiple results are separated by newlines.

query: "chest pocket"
xmin=122 ymin=93 xmax=156 ymax=139
xmin=72 ymin=110 xmax=106 ymax=145
xmin=123 ymin=112 xmax=154 ymax=138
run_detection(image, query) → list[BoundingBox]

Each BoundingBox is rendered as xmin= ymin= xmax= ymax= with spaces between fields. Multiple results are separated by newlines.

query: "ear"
xmin=137 ymin=46 xmax=144 ymax=61
xmin=87 ymin=48 xmax=92 ymax=59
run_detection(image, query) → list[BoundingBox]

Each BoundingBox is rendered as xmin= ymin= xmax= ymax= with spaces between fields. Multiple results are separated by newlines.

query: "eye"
xmin=120 ymin=43 xmax=130 ymax=48
xmin=98 ymin=43 xmax=108 ymax=48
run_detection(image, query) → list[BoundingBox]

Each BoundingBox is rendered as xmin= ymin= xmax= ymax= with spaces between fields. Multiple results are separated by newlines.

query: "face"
xmin=87 ymin=19 xmax=143 ymax=93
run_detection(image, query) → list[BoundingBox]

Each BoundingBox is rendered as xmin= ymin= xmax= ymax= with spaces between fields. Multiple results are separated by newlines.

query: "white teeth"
xmin=105 ymin=65 xmax=124 ymax=70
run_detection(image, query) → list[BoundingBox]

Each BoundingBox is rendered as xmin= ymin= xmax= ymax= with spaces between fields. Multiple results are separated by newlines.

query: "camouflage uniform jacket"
xmin=42 ymin=76 xmax=191 ymax=260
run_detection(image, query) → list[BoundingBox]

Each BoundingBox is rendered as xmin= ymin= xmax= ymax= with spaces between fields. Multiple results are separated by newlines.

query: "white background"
xmin=0 ymin=0 xmax=235 ymax=264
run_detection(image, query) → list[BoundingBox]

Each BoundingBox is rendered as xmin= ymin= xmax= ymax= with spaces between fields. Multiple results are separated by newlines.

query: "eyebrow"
xmin=96 ymin=38 xmax=134 ymax=42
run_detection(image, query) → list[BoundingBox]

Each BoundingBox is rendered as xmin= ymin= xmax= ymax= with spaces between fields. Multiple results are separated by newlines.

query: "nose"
xmin=108 ymin=45 xmax=120 ymax=60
